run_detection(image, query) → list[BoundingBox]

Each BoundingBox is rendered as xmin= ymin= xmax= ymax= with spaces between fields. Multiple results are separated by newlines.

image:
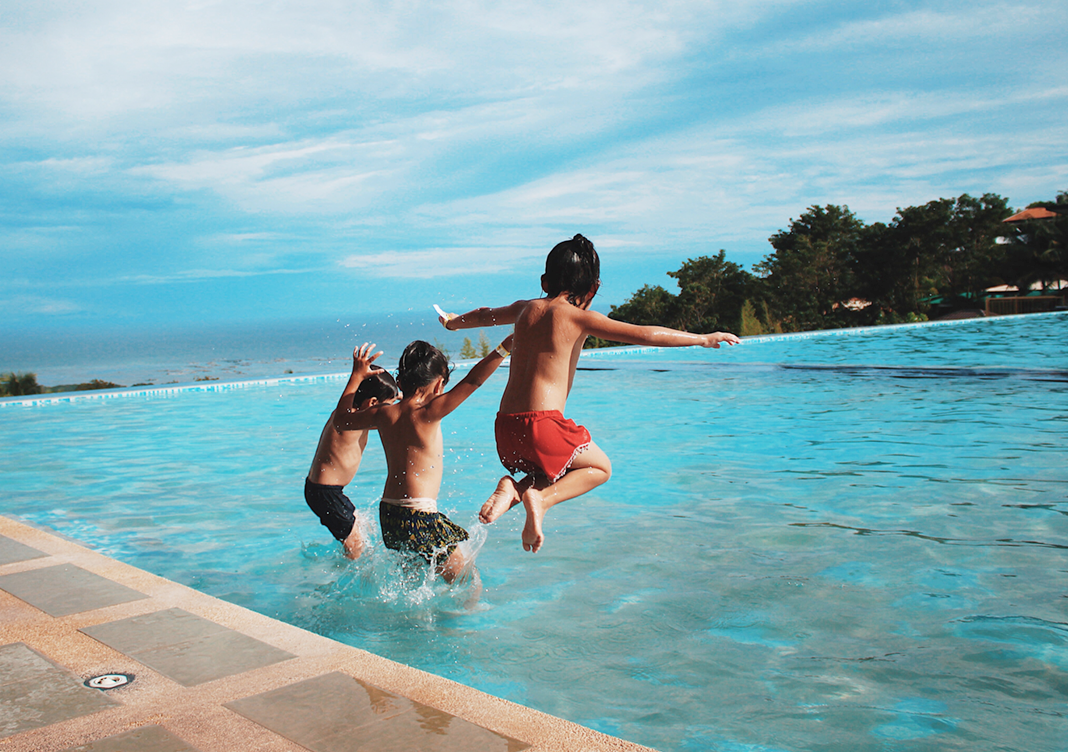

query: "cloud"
xmin=740 ymin=85 xmax=1068 ymax=139
xmin=0 ymin=294 xmax=82 ymax=316
xmin=2 ymin=1 xmax=1065 ymax=324
xmin=0 ymin=0 xmax=720 ymax=132
xmin=131 ymin=138 xmax=400 ymax=212
xmin=769 ymin=4 xmax=1043 ymax=54
xmin=339 ymin=246 xmax=537 ymax=279
xmin=117 ymin=267 xmax=310 ymax=285
xmin=37 ymin=156 xmax=114 ymax=174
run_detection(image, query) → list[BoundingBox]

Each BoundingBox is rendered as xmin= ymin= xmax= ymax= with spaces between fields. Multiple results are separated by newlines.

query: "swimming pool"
xmin=2 ymin=313 xmax=1066 ymax=751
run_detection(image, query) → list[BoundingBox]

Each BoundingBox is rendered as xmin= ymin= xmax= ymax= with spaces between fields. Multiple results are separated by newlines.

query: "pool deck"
xmin=0 ymin=516 xmax=654 ymax=752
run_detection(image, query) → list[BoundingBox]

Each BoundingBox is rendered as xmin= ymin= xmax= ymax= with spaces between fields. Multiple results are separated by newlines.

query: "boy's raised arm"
xmin=440 ymin=301 xmax=525 ymax=331
xmin=582 ymin=310 xmax=740 ymax=349
xmin=427 ymin=334 xmax=513 ymax=420
xmin=332 ymin=343 xmax=383 ymax=432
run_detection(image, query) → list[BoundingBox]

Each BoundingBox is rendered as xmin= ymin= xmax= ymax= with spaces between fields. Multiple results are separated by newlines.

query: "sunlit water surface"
xmin=2 ymin=314 xmax=1066 ymax=752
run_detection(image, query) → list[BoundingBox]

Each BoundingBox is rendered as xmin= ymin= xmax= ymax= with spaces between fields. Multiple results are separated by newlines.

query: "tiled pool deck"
xmin=0 ymin=516 xmax=654 ymax=752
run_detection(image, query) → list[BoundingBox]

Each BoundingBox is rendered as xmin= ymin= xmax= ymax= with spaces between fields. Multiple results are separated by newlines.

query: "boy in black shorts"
xmin=305 ymin=360 xmax=399 ymax=558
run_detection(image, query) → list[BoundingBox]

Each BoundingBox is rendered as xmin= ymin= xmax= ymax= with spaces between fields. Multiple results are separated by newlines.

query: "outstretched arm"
xmin=582 ymin=310 xmax=741 ymax=349
xmin=332 ymin=343 xmax=383 ymax=432
xmin=440 ymin=301 xmax=527 ymax=331
xmin=426 ymin=334 xmax=514 ymax=421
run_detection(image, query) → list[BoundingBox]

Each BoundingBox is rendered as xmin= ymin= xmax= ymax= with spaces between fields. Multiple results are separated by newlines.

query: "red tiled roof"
xmin=1003 ymin=207 xmax=1059 ymax=222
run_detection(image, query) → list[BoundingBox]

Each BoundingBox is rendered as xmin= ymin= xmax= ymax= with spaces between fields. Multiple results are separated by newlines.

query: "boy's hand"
xmin=352 ymin=342 xmax=383 ymax=376
xmin=702 ymin=332 xmax=741 ymax=348
xmin=434 ymin=304 xmax=457 ymax=329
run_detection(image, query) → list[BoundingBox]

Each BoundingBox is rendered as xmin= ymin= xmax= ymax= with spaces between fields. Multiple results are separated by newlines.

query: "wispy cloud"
xmin=339 ymin=246 xmax=534 ymax=279
xmin=132 ymin=138 xmax=400 ymax=212
xmin=0 ymin=294 xmax=82 ymax=316
xmin=117 ymin=267 xmax=311 ymax=285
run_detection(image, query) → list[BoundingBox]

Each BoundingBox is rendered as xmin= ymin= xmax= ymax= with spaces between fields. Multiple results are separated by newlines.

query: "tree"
xmin=609 ymin=252 xmax=757 ymax=336
xmin=854 ymin=199 xmax=954 ymax=318
xmin=945 ymin=193 xmax=1013 ymax=300
xmin=854 ymin=193 xmax=1012 ymax=319
xmin=477 ymin=331 xmax=492 ymax=357
xmin=665 ymin=251 xmax=755 ymax=334
xmin=460 ymin=337 xmax=478 ymax=359
xmin=756 ymin=205 xmax=864 ymax=331
xmin=1 ymin=372 xmax=41 ymax=397
xmin=997 ymin=191 xmax=1068 ymax=293
xmin=609 ymin=284 xmax=674 ymax=327
xmin=739 ymin=299 xmax=781 ymax=336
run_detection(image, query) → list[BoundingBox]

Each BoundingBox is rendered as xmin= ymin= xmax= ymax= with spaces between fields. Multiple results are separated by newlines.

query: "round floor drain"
xmin=85 ymin=673 xmax=134 ymax=690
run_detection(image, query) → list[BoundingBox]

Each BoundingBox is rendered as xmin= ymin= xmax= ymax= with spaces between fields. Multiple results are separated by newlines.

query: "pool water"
xmin=2 ymin=314 xmax=1067 ymax=752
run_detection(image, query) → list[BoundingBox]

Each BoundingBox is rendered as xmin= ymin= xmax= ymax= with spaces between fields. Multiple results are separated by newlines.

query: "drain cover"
xmin=85 ymin=673 xmax=134 ymax=690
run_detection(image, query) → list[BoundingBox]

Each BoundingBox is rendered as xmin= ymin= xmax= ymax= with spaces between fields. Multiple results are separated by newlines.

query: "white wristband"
xmin=495 ymin=343 xmax=510 ymax=358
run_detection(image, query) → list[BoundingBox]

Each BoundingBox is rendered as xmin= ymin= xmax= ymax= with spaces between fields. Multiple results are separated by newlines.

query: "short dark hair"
xmin=396 ymin=340 xmax=450 ymax=394
xmin=542 ymin=233 xmax=600 ymax=306
xmin=353 ymin=367 xmax=399 ymax=404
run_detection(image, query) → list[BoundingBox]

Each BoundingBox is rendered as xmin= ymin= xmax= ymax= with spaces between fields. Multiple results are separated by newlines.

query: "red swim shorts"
xmin=495 ymin=410 xmax=591 ymax=482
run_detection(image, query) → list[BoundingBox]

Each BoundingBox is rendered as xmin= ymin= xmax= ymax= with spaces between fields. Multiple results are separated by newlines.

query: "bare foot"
xmin=521 ymin=488 xmax=546 ymax=553
xmin=342 ymin=513 xmax=366 ymax=560
xmin=480 ymin=476 xmax=521 ymax=524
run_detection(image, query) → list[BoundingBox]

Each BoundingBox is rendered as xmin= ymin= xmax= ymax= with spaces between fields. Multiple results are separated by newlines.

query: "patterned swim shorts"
xmin=379 ymin=501 xmax=469 ymax=567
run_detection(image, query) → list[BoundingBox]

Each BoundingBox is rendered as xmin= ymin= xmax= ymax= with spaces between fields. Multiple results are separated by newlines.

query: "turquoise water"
xmin=2 ymin=314 xmax=1067 ymax=751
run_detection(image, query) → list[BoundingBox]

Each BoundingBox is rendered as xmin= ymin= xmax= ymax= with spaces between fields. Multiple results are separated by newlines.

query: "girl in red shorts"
xmin=440 ymin=234 xmax=739 ymax=553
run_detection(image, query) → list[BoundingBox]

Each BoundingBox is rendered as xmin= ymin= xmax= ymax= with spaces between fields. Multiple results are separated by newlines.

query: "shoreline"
xmin=6 ymin=312 xmax=1066 ymax=408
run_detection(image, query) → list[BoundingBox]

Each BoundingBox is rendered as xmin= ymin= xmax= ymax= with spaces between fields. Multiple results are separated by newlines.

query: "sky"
xmin=2 ymin=0 xmax=1066 ymax=333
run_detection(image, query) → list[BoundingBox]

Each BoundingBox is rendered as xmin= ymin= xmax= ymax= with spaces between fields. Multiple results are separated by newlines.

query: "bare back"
xmin=492 ymin=291 xmax=733 ymax=415
xmin=334 ymin=343 xmax=509 ymax=503
xmin=500 ymin=296 xmax=588 ymax=414
xmin=373 ymin=399 xmax=446 ymax=500
xmin=307 ymin=412 xmax=369 ymax=486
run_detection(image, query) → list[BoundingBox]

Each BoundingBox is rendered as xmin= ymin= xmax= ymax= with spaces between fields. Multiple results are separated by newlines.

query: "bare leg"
xmin=480 ymin=474 xmax=534 ymax=524
xmin=463 ymin=567 xmax=483 ymax=609
xmin=341 ymin=512 xmax=367 ymax=560
xmin=437 ymin=546 xmax=478 ymax=585
xmin=521 ymin=442 xmax=611 ymax=553
xmin=436 ymin=545 xmax=483 ymax=606
xmin=437 ymin=547 xmax=464 ymax=583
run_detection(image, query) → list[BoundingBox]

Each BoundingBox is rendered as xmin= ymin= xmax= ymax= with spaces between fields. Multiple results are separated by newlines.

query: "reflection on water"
xmin=1 ymin=313 xmax=1066 ymax=752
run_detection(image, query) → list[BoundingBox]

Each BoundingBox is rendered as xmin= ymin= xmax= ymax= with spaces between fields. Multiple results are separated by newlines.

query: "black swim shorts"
xmin=304 ymin=477 xmax=356 ymax=542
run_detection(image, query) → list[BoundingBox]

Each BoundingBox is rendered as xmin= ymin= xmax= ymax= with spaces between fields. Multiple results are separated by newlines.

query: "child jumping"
xmin=439 ymin=234 xmax=740 ymax=553
xmin=333 ymin=337 xmax=512 ymax=583
xmin=305 ymin=363 xmax=399 ymax=559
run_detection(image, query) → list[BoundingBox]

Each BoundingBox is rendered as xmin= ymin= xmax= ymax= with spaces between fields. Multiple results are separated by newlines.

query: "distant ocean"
xmin=1 ymin=310 xmax=495 ymax=388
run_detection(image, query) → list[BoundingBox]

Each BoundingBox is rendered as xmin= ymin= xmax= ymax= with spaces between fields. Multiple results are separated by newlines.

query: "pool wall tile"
xmin=81 ymin=608 xmax=296 ymax=687
xmin=124 ymin=628 xmax=297 ymax=687
xmin=225 ymin=672 xmax=530 ymax=752
xmin=0 ymin=536 xmax=47 ymax=566
xmin=0 ymin=564 xmax=147 ymax=617
xmin=0 ymin=643 xmax=117 ymax=739
xmin=224 ymin=672 xmax=413 ymax=744
xmin=80 ymin=608 xmax=232 ymax=652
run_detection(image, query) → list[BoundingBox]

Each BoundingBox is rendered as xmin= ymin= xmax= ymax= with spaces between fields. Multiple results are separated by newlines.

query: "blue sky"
xmin=2 ymin=0 xmax=1065 ymax=332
